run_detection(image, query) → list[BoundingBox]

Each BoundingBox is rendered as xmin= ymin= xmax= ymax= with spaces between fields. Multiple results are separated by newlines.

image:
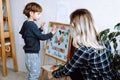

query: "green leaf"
xmin=114 ymin=23 xmax=120 ymax=30
xmin=108 ymin=32 xmax=115 ymax=40
xmin=113 ymin=41 xmax=117 ymax=50
xmin=102 ymin=34 xmax=108 ymax=41
xmin=111 ymin=38 xmax=117 ymax=50
xmin=111 ymin=38 xmax=116 ymax=43
xmin=98 ymin=29 xmax=110 ymax=40
xmin=115 ymin=31 xmax=120 ymax=37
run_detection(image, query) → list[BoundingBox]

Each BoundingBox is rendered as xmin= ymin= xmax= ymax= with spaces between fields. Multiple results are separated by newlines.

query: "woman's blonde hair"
xmin=70 ymin=9 xmax=104 ymax=49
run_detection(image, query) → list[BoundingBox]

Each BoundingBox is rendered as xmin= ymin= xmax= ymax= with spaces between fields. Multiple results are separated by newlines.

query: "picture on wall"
xmin=45 ymin=22 xmax=72 ymax=62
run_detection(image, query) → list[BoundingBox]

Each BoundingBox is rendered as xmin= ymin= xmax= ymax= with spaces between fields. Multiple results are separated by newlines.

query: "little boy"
xmin=19 ymin=2 xmax=56 ymax=80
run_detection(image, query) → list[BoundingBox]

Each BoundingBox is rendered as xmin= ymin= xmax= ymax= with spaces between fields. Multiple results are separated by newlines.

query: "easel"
xmin=0 ymin=0 xmax=18 ymax=76
xmin=41 ymin=22 xmax=72 ymax=80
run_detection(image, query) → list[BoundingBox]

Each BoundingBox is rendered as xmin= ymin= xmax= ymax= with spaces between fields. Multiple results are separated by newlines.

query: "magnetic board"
xmin=45 ymin=22 xmax=72 ymax=62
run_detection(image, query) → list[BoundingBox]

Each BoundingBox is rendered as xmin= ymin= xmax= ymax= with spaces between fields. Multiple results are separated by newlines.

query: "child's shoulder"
xmin=23 ymin=20 xmax=36 ymax=26
xmin=24 ymin=20 xmax=34 ymax=24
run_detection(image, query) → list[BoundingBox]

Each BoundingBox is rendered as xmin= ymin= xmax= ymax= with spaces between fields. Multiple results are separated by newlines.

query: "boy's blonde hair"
xmin=70 ymin=9 xmax=104 ymax=49
xmin=23 ymin=2 xmax=42 ymax=18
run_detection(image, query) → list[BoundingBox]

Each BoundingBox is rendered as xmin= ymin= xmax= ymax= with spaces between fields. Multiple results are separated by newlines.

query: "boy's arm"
xmin=30 ymin=23 xmax=54 ymax=40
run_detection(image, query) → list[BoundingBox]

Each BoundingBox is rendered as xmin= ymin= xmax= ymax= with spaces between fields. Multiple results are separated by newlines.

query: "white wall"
xmin=8 ymin=0 xmax=120 ymax=72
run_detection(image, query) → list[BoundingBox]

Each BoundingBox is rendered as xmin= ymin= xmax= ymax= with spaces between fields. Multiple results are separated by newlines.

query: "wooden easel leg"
xmin=2 ymin=51 xmax=7 ymax=76
xmin=40 ymin=69 xmax=45 ymax=80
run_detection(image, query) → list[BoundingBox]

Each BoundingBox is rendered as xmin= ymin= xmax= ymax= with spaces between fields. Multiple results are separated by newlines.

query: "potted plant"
xmin=98 ymin=23 xmax=120 ymax=70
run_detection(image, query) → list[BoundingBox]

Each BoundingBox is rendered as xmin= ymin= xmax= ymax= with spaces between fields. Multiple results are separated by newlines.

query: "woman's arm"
xmin=52 ymin=48 xmax=88 ymax=78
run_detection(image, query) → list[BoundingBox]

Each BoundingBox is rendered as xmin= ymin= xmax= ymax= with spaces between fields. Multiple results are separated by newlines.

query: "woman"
xmin=48 ymin=9 xmax=119 ymax=80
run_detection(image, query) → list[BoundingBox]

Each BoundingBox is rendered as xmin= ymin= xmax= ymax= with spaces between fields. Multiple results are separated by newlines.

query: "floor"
xmin=0 ymin=68 xmax=26 ymax=80
xmin=0 ymin=68 xmax=70 ymax=80
xmin=0 ymin=68 xmax=54 ymax=80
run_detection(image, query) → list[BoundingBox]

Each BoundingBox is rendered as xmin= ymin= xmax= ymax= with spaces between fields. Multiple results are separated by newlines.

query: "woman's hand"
xmin=48 ymin=71 xmax=53 ymax=80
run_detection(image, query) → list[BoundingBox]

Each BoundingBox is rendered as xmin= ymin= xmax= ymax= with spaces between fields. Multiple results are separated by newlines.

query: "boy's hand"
xmin=51 ymin=25 xmax=57 ymax=35
xmin=40 ymin=22 xmax=46 ymax=29
xmin=48 ymin=71 xmax=53 ymax=80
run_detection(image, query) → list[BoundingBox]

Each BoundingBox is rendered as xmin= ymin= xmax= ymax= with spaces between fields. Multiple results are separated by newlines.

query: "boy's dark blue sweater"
xmin=19 ymin=20 xmax=53 ymax=53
